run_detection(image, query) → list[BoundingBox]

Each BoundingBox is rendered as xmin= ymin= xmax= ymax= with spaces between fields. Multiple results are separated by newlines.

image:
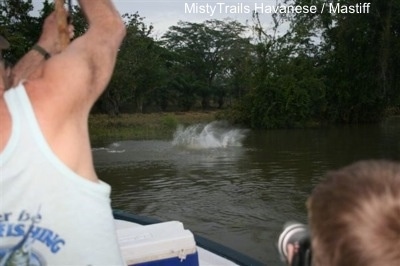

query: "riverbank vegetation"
xmin=89 ymin=112 xmax=216 ymax=142
xmin=2 ymin=0 xmax=400 ymax=130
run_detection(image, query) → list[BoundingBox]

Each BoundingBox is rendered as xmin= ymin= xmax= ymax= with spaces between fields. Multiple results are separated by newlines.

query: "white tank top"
xmin=0 ymin=84 xmax=125 ymax=265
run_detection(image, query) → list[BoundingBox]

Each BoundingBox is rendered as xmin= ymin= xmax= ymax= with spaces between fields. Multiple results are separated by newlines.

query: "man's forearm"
xmin=10 ymin=11 xmax=64 ymax=88
xmin=9 ymin=45 xmax=49 ymax=88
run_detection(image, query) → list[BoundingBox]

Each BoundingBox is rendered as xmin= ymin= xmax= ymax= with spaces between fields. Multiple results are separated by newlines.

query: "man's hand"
xmin=8 ymin=10 xmax=74 ymax=87
xmin=38 ymin=11 xmax=74 ymax=56
xmin=287 ymin=242 xmax=300 ymax=266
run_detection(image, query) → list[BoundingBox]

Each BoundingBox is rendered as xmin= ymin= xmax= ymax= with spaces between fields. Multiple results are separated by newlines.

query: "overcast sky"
xmin=32 ymin=0 xmax=283 ymax=37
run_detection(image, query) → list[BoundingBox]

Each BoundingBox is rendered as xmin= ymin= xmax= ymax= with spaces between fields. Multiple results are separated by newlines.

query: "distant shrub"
xmin=162 ymin=114 xmax=178 ymax=129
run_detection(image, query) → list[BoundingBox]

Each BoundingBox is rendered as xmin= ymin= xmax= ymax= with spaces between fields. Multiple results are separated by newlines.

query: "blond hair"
xmin=308 ymin=160 xmax=400 ymax=266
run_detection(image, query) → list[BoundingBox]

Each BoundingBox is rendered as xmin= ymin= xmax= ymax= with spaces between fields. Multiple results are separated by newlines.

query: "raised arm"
xmin=23 ymin=0 xmax=126 ymax=182
xmin=10 ymin=11 xmax=73 ymax=88
xmin=81 ymin=0 xmax=126 ymax=96
xmin=69 ymin=0 xmax=126 ymax=98
xmin=36 ymin=0 xmax=126 ymax=113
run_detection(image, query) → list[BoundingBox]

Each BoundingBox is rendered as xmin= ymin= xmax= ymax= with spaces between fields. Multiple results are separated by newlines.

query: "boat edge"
xmin=112 ymin=209 xmax=265 ymax=266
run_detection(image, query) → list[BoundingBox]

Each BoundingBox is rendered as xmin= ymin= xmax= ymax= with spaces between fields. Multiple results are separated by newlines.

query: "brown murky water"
xmin=93 ymin=117 xmax=400 ymax=265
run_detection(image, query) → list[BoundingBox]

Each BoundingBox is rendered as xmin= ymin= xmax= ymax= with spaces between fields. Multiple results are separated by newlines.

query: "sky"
xmin=32 ymin=0 xmax=284 ymax=38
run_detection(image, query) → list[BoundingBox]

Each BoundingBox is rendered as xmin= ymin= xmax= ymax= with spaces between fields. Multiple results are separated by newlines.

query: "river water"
xmin=92 ymin=117 xmax=400 ymax=265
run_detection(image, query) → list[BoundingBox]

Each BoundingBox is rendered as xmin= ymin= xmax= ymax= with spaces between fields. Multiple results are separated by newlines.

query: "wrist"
xmin=32 ymin=44 xmax=51 ymax=60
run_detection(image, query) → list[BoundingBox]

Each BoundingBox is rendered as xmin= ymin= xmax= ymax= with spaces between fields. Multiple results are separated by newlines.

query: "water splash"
xmin=92 ymin=142 xmax=125 ymax=153
xmin=172 ymin=121 xmax=248 ymax=149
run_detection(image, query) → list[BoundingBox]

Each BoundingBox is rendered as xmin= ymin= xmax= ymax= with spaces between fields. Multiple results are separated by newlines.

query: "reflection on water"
xmin=93 ymin=118 xmax=400 ymax=265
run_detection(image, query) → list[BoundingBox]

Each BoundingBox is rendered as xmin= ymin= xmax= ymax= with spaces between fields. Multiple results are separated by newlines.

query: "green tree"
xmin=163 ymin=19 xmax=250 ymax=110
xmin=0 ymin=0 xmax=45 ymax=64
xmin=99 ymin=12 xmax=168 ymax=114
xmin=227 ymin=8 xmax=325 ymax=128
xmin=319 ymin=0 xmax=400 ymax=122
xmin=228 ymin=0 xmax=399 ymax=128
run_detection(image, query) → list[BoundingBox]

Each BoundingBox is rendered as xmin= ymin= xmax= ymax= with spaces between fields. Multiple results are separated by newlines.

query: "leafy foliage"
xmin=3 ymin=0 xmax=399 ymax=126
xmin=95 ymin=12 xmax=169 ymax=114
xmin=1 ymin=0 xmax=41 ymax=64
xmin=162 ymin=19 xmax=251 ymax=110
xmin=229 ymin=0 xmax=400 ymax=127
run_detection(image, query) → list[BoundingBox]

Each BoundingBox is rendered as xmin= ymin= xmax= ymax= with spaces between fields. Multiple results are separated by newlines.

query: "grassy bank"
xmin=89 ymin=112 xmax=217 ymax=143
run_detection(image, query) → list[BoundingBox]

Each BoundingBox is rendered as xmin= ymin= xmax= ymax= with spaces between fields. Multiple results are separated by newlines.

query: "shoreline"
xmin=89 ymin=112 xmax=217 ymax=144
xmin=89 ymin=112 xmax=400 ymax=145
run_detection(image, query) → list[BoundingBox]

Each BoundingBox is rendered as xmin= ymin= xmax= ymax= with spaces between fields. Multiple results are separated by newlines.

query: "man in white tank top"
xmin=0 ymin=1 xmax=126 ymax=265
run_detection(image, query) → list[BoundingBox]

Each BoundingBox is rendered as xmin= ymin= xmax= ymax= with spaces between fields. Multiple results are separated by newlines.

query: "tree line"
xmin=1 ymin=0 xmax=399 ymax=128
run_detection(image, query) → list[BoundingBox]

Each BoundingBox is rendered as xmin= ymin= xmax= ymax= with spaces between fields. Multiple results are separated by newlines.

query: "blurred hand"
xmin=37 ymin=10 xmax=74 ymax=55
xmin=287 ymin=242 xmax=299 ymax=266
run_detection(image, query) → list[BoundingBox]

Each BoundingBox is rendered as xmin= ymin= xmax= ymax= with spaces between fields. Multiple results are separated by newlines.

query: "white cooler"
xmin=116 ymin=221 xmax=199 ymax=266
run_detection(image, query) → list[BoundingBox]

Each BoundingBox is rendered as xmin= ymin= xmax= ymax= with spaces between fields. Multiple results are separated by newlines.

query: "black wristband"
xmin=32 ymin=44 xmax=51 ymax=60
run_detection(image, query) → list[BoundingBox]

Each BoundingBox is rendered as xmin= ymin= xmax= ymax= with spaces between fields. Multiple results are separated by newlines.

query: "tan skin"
xmin=0 ymin=0 xmax=126 ymax=182
xmin=9 ymin=12 xmax=74 ymax=89
xmin=287 ymin=242 xmax=300 ymax=265
xmin=1 ymin=13 xmax=72 ymax=95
